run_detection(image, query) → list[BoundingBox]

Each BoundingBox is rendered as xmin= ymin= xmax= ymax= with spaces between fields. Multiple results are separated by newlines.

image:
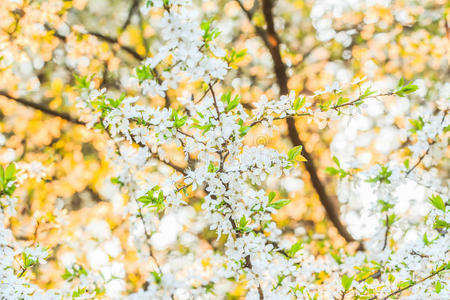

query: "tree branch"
xmin=0 ymin=91 xmax=85 ymax=125
xmin=84 ymin=31 xmax=144 ymax=61
xmin=46 ymin=24 xmax=144 ymax=61
xmin=121 ymin=0 xmax=141 ymax=31
xmin=368 ymin=268 xmax=446 ymax=300
xmin=0 ymin=91 xmax=186 ymax=174
xmin=242 ymin=0 xmax=359 ymax=245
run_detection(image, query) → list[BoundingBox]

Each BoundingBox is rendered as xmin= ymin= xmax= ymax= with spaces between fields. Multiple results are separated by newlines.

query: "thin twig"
xmin=368 ymin=268 xmax=446 ymax=300
xmin=121 ymin=0 xmax=141 ymax=31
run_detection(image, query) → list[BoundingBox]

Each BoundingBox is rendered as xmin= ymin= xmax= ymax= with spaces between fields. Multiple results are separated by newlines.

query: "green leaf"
xmin=61 ymin=269 xmax=74 ymax=281
xmin=208 ymin=162 xmax=217 ymax=173
xmin=0 ymin=165 xmax=4 ymax=187
xmin=269 ymin=199 xmax=291 ymax=210
xmin=110 ymin=177 xmax=122 ymax=186
xmin=288 ymin=145 xmax=306 ymax=163
xmin=325 ymin=164 xmax=349 ymax=178
xmin=287 ymin=241 xmax=303 ymax=257
xmin=398 ymin=281 xmax=411 ymax=289
xmin=268 ymin=191 xmax=276 ymax=203
xmin=388 ymin=274 xmax=395 ymax=283
xmin=433 ymin=219 xmax=449 ymax=229
xmin=220 ymin=91 xmax=231 ymax=103
xmin=435 ymin=281 xmax=442 ymax=294
xmin=239 ymin=124 xmax=251 ymax=137
xmin=423 ymin=233 xmax=431 ymax=246
xmin=74 ymin=74 xmax=90 ymax=90
xmin=239 ymin=215 xmax=248 ymax=228
xmin=387 ymin=213 xmax=397 ymax=226
xmin=429 ymin=195 xmax=446 ymax=212
xmin=137 ymin=195 xmax=151 ymax=205
xmin=325 ymin=167 xmax=339 ymax=176
xmin=403 ymin=159 xmax=409 ymax=170
xmin=93 ymin=122 xmax=105 ymax=130
xmin=395 ymin=78 xmax=418 ymax=97
xmin=409 ymin=117 xmax=424 ymax=133
xmin=336 ymin=97 xmax=349 ymax=106
xmin=174 ymin=116 xmax=187 ymax=128
xmin=202 ymin=123 xmax=213 ymax=134
xmin=225 ymin=95 xmax=240 ymax=112
xmin=332 ymin=156 xmax=340 ymax=168
xmin=360 ymin=87 xmax=376 ymax=99
xmin=200 ymin=19 xmax=220 ymax=44
xmin=292 ymin=96 xmax=305 ymax=110
xmin=378 ymin=200 xmax=394 ymax=213
xmin=397 ymin=77 xmax=405 ymax=89
xmin=331 ymin=252 xmax=342 ymax=264
xmin=341 ymin=275 xmax=353 ymax=291
xmin=200 ymin=20 xmax=211 ymax=32
xmin=136 ymin=65 xmax=153 ymax=83
xmin=151 ymin=271 xmax=162 ymax=284
xmin=137 ymin=186 xmax=165 ymax=212
xmin=236 ymin=215 xmax=251 ymax=233
xmin=366 ymin=165 xmax=392 ymax=184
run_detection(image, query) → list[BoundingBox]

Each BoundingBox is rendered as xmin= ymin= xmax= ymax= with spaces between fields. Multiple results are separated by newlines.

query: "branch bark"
xmin=0 ymin=91 xmax=85 ymax=125
xmin=0 ymin=91 xmax=186 ymax=174
xmin=240 ymin=0 xmax=359 ymax=245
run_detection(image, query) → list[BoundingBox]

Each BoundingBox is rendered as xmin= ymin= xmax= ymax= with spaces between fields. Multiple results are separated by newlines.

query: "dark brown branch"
xmin=253 ymin=0 xmax=359 ymax=246
xmin=46 ymin=24 xmax=144 ymax=61
xmin=236 ymin=1 xmax=272 ymax=50
xmin=121 ymin=0 xmax=141 ymax=31
xmin=86 ymin=31 xmax=172 ymax=107
xmin=0 ymin=91 xmax=186 ymax=174
xmin=47 ymin=24 xmax=144 ymax=61
xmin=0 ymin=91 xmax=85 ymax=125
xmin=86 ymin=31 xmax=144 ymax=61
xmin=382 ymin=214 xmax=389 ymax=251
xmin=258 ymin=284 xmax=264 ymax=300
xmin=209 ymin=83 xmax=220 ymax=120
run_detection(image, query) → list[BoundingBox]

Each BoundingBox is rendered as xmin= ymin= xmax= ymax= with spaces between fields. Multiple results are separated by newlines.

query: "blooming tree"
xmin=0 ymin=0 xmax=448 ymax=299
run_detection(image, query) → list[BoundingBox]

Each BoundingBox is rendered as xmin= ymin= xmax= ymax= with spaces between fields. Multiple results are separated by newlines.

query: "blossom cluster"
xmin=0 ymin=0 xmax=448 ymax=299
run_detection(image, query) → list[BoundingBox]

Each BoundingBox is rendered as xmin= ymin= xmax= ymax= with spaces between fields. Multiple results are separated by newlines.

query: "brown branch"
xmin=0 ymin=91 xmax=85 ymax=125
xmin=368 ymin=268 xmax=446 ymax=300
xmin=258 ymin=284 xmax=264 ymax=300
xmin=84 ymin=30 xmax=173 ymax=107
xmin=406 ymin=110 xmax=447 ymax=176
xmin=236 ymin=1 xmax=272 ymax=50
xmin=46 ymin=24 xmax=144 ymax=61
xmin=382 ymin=214 xmax=389 ymax=251
xmin=251 ymin=0 xmax=360 ymax=246
xmin=209 ymin=83 xmax=220 ymax=120
xmin=134 ymin=197 xmax=162 ymax=273
xmin=85 ymin=31 xmax=144 ymax=61
xmin=121 ymin=0 xmax=141 ymax=31
xmin=0 ymin=91 xmax=186 ymax=174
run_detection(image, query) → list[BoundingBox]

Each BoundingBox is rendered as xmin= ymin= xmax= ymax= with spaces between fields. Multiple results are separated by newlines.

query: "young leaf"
xmin=288 ymin=145 xmax=306 ymax=163
xmin=287 ymin=241 xmax=303 ymax=257
xmin=395 ymin=78 xmax=418 ymax=97
xmin=292 ymin=96 xmax=305 ymax=110
xmin=325 ymin=167 xmax=339 ymax=176
xmin=341 ymin=275 xmax=353 ymax=291
xmin=0 ymin=165 xmax=4 ymax=187
xmin=332 ymin=156 xmax=340 ymax=168
xmin=429 ymin=195 xmax=446 ymax=212
xmin=269 ymin=199 xmax=291 ymax=210
xmin=268 ymin=191 xmax=276 ymax=203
